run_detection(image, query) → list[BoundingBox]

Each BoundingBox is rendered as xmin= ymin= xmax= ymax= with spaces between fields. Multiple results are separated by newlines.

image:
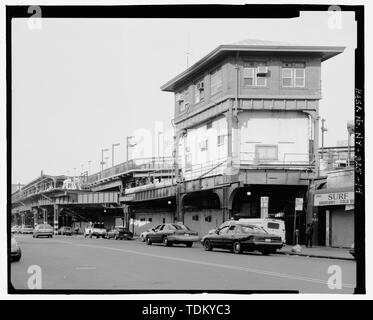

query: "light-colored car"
xmin=11 ymin=225 xmax=20 ymax=234
xmin=238 ymin=218 xmax=286 ymax=244
xmin=11 ymin=234 xmax=21 ymax=262
xmin=33 ymin=224 xmax=54 ymax=238
xmin=140 ymin=225 xmax=161 ymax=242
xmin=58 ymin=226 xmax=73 ymax=235
xmin=84 ymin=222 xmax=107 ymax=238
xmin=20 ymin=225 xmax=34 ymax=234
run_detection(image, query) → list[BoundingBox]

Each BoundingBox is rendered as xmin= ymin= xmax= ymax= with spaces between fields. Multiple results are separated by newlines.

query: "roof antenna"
xmin=185 ymin=33 xmax=191 ymax=68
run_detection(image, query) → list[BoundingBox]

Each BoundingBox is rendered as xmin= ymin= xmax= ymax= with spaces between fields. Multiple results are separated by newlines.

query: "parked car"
xmin=238 ymin=218 xmax=286 ymax=244
xmin=11 ymin=225 xmax=20 ymax=234
xmin=349 ymin=243 xmax=355 ymax=259
xmin=11 ymin=234 xmax=21 ymax=262
xmin=106 ymin=226 xmax=133 ymax=240
xmin=57 ymin=226 xmax=73 ymax=235
xmin=33 ymin=224 xmax=54 ymax=238
xmin=20 ymin=225 xmax=34 ymax=234
xmin=140 ymin=225 xmax=161 ymax=242
xmin=208 ymin=220 xmax=237 ymax=234
xmin=201 ymin=222 xmax=283 ymax=255
xmin=145 ymin=223 xmax=199 ymax=247
xmin=84 ymin=222 xmax=107 ymax=238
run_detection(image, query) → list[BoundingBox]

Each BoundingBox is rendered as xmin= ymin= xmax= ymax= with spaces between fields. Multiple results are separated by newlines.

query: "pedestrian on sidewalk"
xmin=305 ymin=223 xmax=314 ymax=248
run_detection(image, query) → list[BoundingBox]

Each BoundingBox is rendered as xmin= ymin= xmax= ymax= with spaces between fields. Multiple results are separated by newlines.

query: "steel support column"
xmin=53 ymin=204 xmax=59 ymax=235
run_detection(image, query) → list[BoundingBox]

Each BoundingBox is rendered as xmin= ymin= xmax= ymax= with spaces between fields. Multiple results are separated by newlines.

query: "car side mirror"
xmin=215 ymin=229 xmax=219 ymax=235
xmin=152 ymin=228 xmax=155 ymax=231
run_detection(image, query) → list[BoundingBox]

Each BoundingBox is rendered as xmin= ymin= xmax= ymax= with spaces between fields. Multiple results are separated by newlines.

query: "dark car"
xmin=145 ymin=223 xmax=199 ymax=247
xmin=201 ymin=223 xmax=283 ymax=255
xmin=58 ymin=226 xmax=73 ymax=236
xmin=106 ymin=226 xmax=133 ymax=240
xmin=11 ymin=234 xmax=21 ymax=262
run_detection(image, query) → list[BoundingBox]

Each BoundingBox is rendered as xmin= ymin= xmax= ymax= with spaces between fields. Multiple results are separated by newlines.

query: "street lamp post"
xmin=101 ymin=148 xmax=109 ymax=172
xmin=112 ymin=143 xmax=120 ymax=167
xmin=105 ymin=156 xmax=109 ymax=169
xmin=126 ymin=136 xmax=137 ymax=170
xmin=321 ymin=118 xmax=328 ymax=160
xmin=87 ymin=160 xmax=92 ymax=175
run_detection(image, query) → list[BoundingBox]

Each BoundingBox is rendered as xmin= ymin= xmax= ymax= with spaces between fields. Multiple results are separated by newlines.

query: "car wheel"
xmin=146 ymin=236 xmax=152 ymax=245
xmin=186 ymin=242 xmax=193 ymax=248
xmin=163 ymin=236 xmax=171 ymax=247
xmin=233 ymin=241 xmax=242 ymax=254
xmin=204 ymin=239 xmax=213 ymax=251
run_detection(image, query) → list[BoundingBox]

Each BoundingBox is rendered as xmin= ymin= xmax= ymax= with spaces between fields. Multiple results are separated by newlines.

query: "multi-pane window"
xmin=210 ymin=68 xmax=222 ymax=95
xmin=282 ymin=62 xmax=305 ymax=88
xmin=243 ymin=62 xmax=268 ymax=87
xmin=255 ymin=144 xmax=278 ymax=161
xmin=176 ymin=88 xmax=189 ymax=112
xmin=194 ymin=80 xmax=205 ymax=103
xmin=200 ymin=139 xmax=208 ymax=151
xmin=217 ymin=135 xmax=225 ymax=146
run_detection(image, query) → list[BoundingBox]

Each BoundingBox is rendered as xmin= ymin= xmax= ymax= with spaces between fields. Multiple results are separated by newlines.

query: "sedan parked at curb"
xmin=201 ymin=223 xmax=283 ymax=255
xmin=20 ymin=225 xmax=34 ymax=234
xmin=145 ymin=223 xmax=199 ymax=247
xmin=140 ymin=225 xmax=161 ymax=242
xmin=11 ymin=234 xmax=21 ymax=262
xmin=33 ymin=224 xmax=54 ymax=238
xmin=106 ymin=226 xmax=133 ymax=240
xmin=58 ymin=226 xmax=73 ymax=236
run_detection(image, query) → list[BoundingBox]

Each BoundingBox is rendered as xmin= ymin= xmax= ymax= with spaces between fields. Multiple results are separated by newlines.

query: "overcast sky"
xmin=11 ymin=11 xmax=356 ymax=184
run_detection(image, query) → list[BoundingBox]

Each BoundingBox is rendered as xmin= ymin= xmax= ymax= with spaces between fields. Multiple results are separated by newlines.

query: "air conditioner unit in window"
xmin=176 ymin=94 xmax=184 ymax=102
xmin=256 ymin=66 xmax=268 ymax=75
xmin=197 ymin=82 xmax=204 ymax=91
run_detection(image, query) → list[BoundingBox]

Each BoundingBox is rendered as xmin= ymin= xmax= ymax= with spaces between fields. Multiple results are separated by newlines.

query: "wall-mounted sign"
xmin=314 ymin=191 xmax=354 ymax=206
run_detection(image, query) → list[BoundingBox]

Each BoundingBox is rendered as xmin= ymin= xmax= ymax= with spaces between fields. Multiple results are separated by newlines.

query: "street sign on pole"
xmin=295 ymin=198 xmax=303 ymax=211
xmin=260 ymin=196 xmax=269 ymax=218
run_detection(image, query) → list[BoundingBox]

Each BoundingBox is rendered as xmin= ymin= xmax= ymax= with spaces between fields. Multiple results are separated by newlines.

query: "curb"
xmin=277 ymin=251 xmax=355 ymax=261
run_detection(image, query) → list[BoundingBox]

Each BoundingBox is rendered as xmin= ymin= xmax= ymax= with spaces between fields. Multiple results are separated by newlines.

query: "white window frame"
xmin=243 ymin=66 xmax=267 ymax=87
xmin=194 ymin=80 xmax=205 ymax=104
xmin=282 ymin=62 xmax=306 ymax=88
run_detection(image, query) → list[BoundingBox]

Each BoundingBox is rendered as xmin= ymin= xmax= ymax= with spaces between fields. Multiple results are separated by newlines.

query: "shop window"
xmin=200 ymin=139 xmax=208 ymax=151
xmin=192 ymin=214 xmax=199 ymax=221
xmin=205 ymin=216 xmax=212 ymax=222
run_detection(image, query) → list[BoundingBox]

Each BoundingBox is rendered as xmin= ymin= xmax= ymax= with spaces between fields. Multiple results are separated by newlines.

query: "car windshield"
xmin=41 ymin=224 xmax=52 ymax=229
xmin=238 ymin=224 xmax=267 ymax=234
xmin=171 ymin=224 xmax=187 ymax=230
xmin=93 ymin=224 xmax=104 ymax=228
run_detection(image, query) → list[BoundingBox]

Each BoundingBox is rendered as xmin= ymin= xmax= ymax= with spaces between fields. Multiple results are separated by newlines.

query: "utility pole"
xmin=321 ymin=118 xmax=328 ymax=159
xmin=185 ymin=33 xmax=191 ymax=68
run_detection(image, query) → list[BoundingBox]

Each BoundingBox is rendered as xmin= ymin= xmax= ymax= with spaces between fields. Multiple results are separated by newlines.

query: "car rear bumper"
xmin=11 ymin=248 xmax=21 ymax=260
xmin=34 ymin=232 xmax=53 ymax=237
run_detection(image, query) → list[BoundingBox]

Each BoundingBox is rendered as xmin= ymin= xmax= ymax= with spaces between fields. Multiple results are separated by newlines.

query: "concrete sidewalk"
xmin=278 ymin=245 xmax=354 ymax=261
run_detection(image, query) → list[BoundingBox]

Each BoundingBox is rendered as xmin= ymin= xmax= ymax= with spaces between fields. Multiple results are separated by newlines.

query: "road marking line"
xmin=75 ymin=266 xmax=97 ymax=270
xmin=75 ymin=243 xmax=355 ymax=289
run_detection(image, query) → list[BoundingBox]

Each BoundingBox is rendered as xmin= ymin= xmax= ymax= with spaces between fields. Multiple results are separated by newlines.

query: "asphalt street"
xmin=10 ymin=234 xmax=356 ymax=293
